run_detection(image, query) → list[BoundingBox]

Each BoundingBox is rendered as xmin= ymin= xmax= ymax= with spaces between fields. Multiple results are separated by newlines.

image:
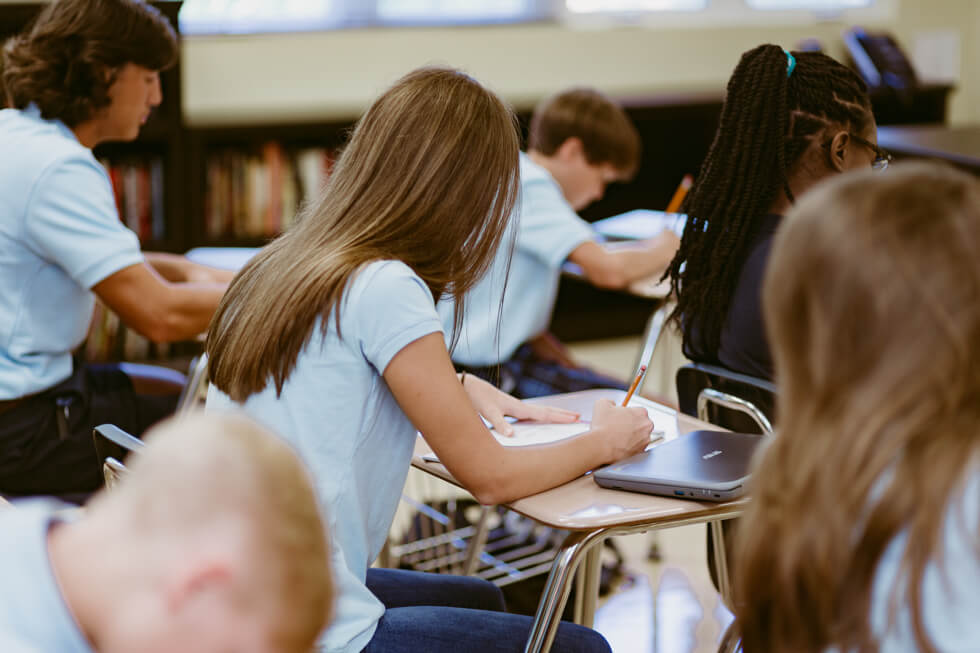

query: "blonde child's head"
xmin=88 ymin=412 xmax=331 ymax=653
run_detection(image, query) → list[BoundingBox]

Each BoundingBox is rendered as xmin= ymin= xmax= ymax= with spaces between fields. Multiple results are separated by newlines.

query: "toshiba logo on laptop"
xmin=702 ymin=450 xmax=722 ymax=460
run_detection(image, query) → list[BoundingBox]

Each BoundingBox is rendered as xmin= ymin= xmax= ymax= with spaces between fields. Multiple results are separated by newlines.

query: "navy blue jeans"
xmin=363 ymin=568 xmax=611 ymax=653
xmin=459 ymin=344 xmax=627 ymax=400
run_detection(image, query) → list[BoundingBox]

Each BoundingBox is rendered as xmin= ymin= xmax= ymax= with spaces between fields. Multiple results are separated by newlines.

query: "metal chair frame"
xmin=176 ymin=353 xmax=209 ymax=415
xmin=93 ymin=424 xmax=145 ymax=489
xmin=676 ymin=362 xmax=775 ymax=653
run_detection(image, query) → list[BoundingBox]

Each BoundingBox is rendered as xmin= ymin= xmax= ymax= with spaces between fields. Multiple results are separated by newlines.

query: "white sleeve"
xmin=517 ymin=177 xmax=597 ymax=269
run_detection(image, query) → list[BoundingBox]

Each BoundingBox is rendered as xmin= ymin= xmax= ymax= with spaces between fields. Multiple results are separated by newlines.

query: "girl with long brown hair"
xmin=206 ymin=67 xmax=652 ymax=653
xmin=735 ymin=161 xmax=980 ymax=652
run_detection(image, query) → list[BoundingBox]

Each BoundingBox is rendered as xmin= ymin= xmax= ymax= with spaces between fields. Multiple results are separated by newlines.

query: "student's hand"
xmin=184 ymin=263 xmax=235 ymax=285
xmin=528 ymin=332 xmax=578 ymax=367
xmin=590 ymin=399 xmax=653 ymax=464
xmin=461 ymin=374 xmax=579 ymax=436
xmin=144 ymin=252 xmax=236 ymax=285
xmin=648 ymin=229 xmax=681 ymax=266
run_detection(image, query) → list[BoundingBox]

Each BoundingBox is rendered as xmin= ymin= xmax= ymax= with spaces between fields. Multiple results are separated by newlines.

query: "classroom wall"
xmin=180 ymin=0 xmax=979 ymax=127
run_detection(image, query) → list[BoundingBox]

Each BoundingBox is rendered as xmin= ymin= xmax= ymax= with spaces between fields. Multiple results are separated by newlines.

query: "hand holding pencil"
xmin=592 ymin=396 xmax=655 ymax=463
xmin=622 ymin=365 xmax=646 ymax=406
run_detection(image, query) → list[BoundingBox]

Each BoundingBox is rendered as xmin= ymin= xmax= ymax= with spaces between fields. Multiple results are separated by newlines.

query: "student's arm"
xmin=568 ymin=230 xmax=680 ymax=289
xmin=384 ymin=332 xmax=653 ymax=505
xmin=527 ymin=331 xmax=578 ymax=367
xmin=144 ymin=252 xmax=236 ymax=284
xmin=92 ymin=262 xmax=227 ymax=343
xmin=23 ymin=156 xmax=229 ymax=342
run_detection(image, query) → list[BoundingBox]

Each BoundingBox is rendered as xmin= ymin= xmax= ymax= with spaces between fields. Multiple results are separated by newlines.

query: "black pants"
xmin=0 ymin=363 xmax=177 ymax=500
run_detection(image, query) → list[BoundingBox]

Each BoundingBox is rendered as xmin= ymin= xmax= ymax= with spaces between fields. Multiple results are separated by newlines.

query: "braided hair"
xmin=666 ymin=44 xmax=872 ymax=361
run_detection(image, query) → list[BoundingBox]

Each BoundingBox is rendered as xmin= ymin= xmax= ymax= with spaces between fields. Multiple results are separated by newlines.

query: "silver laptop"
xmin=593 ymin=430 xmax=765 ymax=502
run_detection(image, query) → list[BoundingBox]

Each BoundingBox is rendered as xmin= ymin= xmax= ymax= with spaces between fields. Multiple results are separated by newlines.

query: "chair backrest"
xmin=676 ymin=362 xmax=776 ymax=435
xmin=717 ymin=619 xmax=742 ymax=653
xmin=176 ymin=352 xmax=209 ymax=415
xmin=93 ymin=424 xmax=145 ymax=489
xmin=633 ymin=300 xmax=672 ymax=393
xmin=102 ymin=457 xmax=128 ymax=490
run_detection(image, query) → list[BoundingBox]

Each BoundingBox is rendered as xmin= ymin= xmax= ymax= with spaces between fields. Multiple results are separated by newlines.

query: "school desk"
xmin=411 ymin=388 xmax=745 ymax=653
xmin=877 ymin=124 xmax=980 ymax=174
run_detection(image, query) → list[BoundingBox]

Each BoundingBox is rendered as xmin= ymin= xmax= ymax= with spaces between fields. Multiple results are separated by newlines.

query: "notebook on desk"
xmin=593 ymin=430 xmax=765 ymax=502
xmin=593 ymin=209 xmax=687 ymax=241
xmin=420 ymin=404 xmax=669 ymax=463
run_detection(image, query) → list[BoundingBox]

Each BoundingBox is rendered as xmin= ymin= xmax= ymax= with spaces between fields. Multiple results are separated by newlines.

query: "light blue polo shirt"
xmin=440 ymin=153 xmax=595 ymax=366
xmin=855 ymin=469 xmax=980 ymax=652
xmin=0 ymin=106 xmax=143 ymax=398
xmin=0 ymin=500 xmax=92 ymax=653
xmin=207 ymin=260 xmax=444 ymax=653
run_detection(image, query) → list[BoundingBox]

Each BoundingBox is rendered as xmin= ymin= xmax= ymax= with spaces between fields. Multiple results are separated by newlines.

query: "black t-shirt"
xmin=683 ymin=213 xmax=782 ymax=381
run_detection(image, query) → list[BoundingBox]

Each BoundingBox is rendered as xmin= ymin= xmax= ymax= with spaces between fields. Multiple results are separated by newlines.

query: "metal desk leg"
xmin=580 ymin=543 xmax=603 ymax=628
xmin=709 ymin=519 xmax=732 ymax=606
xmin=525 ymin=529 xmax=608 ymax=653
xmin=573 ymin=562 xmax=586 ymax=624
xmin=462 ymin=505 xmax=492 ymax=576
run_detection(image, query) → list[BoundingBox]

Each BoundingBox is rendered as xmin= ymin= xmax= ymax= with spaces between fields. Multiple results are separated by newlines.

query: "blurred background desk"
xmin=877 ymin=124 xmax=980 ymax=174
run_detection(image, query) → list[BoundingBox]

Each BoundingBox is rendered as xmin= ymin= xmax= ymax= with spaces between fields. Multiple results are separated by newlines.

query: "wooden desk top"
xmin=877 ymin=125 xmax=980 ymax=170
xmin=413 ymin=389 xmax=747 ymax=532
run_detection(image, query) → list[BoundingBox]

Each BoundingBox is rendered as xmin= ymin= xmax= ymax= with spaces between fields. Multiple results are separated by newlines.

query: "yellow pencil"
xmin=621 ymin=365 xmax=646 ymax=406
xmin=665 ymin=174 xmax=693 ymax=214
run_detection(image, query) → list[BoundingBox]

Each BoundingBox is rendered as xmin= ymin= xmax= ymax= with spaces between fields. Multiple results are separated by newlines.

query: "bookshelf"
xmin=186 ymin=121 xmax=348 ymax=246
xmin=183 ymin=94 xmax=724 ymax=249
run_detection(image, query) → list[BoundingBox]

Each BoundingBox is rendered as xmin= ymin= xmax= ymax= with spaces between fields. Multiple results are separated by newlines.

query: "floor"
xmin=593 ymin=528 xmax=732 ymax=653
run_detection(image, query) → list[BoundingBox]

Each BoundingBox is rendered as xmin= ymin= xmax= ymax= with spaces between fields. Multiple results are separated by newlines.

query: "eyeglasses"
xmin=849 ymin=134 xmax=892 ymax=171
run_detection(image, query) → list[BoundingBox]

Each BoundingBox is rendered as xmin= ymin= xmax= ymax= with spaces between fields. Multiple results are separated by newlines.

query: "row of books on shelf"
xmin=85 ymin=302 xmax=175 ymax=363
xmin=205 ymin=143 xmax=335 ymax=239
xmin=99 ymin=157 xmax=166 ymax=244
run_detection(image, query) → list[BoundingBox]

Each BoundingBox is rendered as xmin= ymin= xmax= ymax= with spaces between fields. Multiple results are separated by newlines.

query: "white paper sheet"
xmin=593 ymin=209 xmax=686 ymax=241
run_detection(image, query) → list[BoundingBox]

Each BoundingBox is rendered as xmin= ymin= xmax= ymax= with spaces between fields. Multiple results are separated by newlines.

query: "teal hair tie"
xmin=784 ymin=49 xmax=796 ymax=77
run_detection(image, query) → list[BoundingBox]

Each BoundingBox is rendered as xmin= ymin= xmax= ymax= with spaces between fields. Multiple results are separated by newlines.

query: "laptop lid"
xmin=593 ymin=430 xmax=765 ymax=501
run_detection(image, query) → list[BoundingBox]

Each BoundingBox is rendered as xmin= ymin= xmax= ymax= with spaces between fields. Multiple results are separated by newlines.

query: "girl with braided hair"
xmin=665 ymin=43 xmax=886 ymax=380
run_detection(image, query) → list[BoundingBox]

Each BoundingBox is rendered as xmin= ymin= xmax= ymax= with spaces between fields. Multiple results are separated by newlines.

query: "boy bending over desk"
xmin=441 ymin=88 xmax=679 ymax=398
xmin=0 ymin=0 xmax=234 ymax=500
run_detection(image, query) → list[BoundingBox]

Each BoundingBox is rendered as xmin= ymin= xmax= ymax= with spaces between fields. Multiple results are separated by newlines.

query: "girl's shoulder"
xmin=344 ymin=259 xmax=435 ymax=317
xmin=349 ymin=259 xmax=427 ymax=299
